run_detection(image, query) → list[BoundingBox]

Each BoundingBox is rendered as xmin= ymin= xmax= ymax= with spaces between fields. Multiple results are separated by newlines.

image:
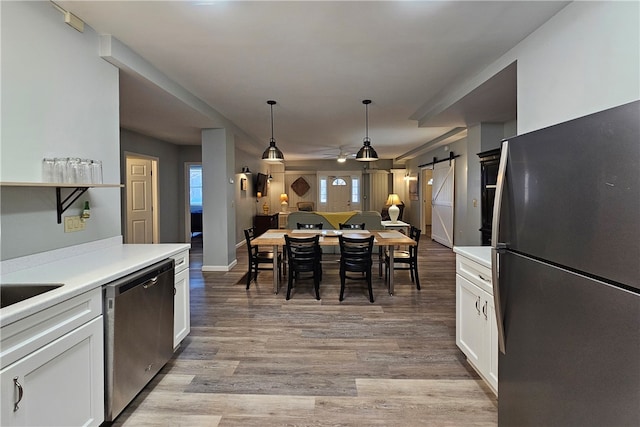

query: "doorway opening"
xmin=185 ymin=163 xmax=203 ymax=242
xmin=421 ymin=168 xmax=433 ymax=239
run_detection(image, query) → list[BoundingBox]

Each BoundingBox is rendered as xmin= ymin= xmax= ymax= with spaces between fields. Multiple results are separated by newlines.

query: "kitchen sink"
xmin=0 ymin=284 xmax=64 ymax=308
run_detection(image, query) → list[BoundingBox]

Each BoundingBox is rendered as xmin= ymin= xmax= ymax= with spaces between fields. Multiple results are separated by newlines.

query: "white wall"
xmin=1 ymin=1 xmax=120 ymax=259
xmin=516 ymin=1 xmax=639 ymax=133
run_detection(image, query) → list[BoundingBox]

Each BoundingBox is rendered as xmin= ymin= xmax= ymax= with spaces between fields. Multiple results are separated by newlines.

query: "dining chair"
xmin=244 ymin=227 xmax=283 ymax=290
xmin=296 ymin=201 xmax=315 ymax=212
xmin=338 ymin=234 xmax=375 ymax=303
xmin=296 ymin=222 xmax=324 ymax=277
xmin=284 ymin=234 xmax=322 ymax=300
xmin=297 ymin=222 xmax=323 ymax=230
xmin=338 ymin=223 xmax=366 ymax=230
xmin=384 ymin=225 xmax=422 ymax=290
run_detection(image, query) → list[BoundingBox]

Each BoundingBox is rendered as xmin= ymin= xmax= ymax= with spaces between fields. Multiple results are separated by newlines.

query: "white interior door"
xmin=327 ymin=176 xmax=351 ymax=211
xmin=126 ymin=156 xmax=154 ymax=243
xmin=431 ymin=160 xmax=455 ymax=248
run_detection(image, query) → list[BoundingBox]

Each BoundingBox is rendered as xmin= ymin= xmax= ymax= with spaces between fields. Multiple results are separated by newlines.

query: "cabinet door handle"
xmin=482 ymin=301 xmax=488 ymax=320
xmin=478 ymin=274 xmax=490 ymax=283
xmin=13 ymin=376 xmax=23 ymax=412
xmin=175 ymin=259 xmax=185 ymax=267
xmin=475 ymin=296 xmax=481 ymax=315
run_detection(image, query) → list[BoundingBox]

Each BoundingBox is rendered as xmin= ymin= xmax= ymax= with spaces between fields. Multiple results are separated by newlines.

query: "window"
xmin=332 ymin=178 xmax=347 ymax=186
xmin=319 ymin=178 xmax=327 ymax=203
xmin=351 ymin=177 xmax=360 ymax=203
xmin=190 ymin=165 xmax=202 ymax=207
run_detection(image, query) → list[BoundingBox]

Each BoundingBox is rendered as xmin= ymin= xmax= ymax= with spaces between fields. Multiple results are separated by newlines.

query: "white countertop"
xmin=453 ymin=246 xmax=492 ymax=269
xmin=0 ymin=241 xmax=190 ymax=326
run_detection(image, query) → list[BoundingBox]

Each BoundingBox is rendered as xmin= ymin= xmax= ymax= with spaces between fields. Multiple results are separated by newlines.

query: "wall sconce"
xmin=256 ymin=191 xmax=262 ymax=202
xmin=280 ymin=193 xmax=289 ymax=212
xmin=241 ymin=166 xmax=252 ymax=174
xmin=267 ymin=172 xmax=273 ymax=182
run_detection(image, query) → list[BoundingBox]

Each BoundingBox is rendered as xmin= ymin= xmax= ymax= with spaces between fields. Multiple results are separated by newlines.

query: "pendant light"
xmin=262 ymin=100 xmax=284 ymax=163
xmin=356 ymin=99 xmax=379 ymax=162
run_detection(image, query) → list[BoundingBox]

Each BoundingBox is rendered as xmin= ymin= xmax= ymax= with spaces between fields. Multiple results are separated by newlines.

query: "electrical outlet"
xmin=64 ymin=215 xmax=86 ymax=232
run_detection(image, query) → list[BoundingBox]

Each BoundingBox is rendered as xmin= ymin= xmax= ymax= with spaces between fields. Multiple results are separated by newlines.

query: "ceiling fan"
xmin=321 ymin=146 xmax=357 ymax=163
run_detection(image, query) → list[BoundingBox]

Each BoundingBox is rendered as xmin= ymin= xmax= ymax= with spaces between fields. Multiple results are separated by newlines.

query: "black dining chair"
xmin=297 ymin=222 xmax=324 ymax=276
xmin=244 ymin=227 xmax=283 ymax=290
xmin=297 ymin=222 xmax=323 ymax=230
xmin=385 ymin=225 xmax=422 ymax=290
xmin=284 ymin=234 xmax=322 ymax=300
xmin=339 ymin=223 xmax=366 ymax=230
xmin=338 ymin=234 xmax=375 ymax=303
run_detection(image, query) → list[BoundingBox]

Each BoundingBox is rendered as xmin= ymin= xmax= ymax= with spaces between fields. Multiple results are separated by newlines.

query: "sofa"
xmin=286 ymin=210 xmax=383 ymax=231
xmin=285 ymin=211 xmax=384 ymax=255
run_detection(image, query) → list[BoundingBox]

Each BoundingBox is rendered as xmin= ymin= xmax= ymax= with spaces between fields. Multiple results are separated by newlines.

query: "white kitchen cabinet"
xmin=172 ymin=250 xmax=190 ymax=348
xmin=0 ymin=290 xmax=104 ymax=426
xmin=455 ymin=251 xmax=498 ymax=395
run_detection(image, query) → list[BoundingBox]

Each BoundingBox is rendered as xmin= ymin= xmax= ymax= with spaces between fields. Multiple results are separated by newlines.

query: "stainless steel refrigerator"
xmin=491 ymin=101 xmax=639 ymax=426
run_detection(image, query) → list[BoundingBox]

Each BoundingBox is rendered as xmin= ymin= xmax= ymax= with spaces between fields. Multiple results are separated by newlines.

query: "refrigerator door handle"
xmin=491 ymin=140 xmax=509 ymax=354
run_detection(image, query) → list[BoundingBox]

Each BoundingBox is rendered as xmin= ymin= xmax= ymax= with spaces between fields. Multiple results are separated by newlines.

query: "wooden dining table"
xmin=251 ymin=229 xmax=417 ymax=296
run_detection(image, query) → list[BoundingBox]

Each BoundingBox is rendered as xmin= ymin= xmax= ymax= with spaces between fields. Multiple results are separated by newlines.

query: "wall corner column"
xmin=201 ymin=128 xmax=237 ymax=271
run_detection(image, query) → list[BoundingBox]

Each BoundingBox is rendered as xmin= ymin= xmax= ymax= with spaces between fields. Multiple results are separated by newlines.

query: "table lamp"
xmin=386 ymin=193 xmax=401 ymax=223
xmin=280 ymin=193 xmax=289 ymax=212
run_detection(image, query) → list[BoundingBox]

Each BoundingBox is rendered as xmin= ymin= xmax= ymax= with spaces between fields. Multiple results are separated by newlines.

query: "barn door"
xmin=431 ymin=160 xmax=455 ymax=248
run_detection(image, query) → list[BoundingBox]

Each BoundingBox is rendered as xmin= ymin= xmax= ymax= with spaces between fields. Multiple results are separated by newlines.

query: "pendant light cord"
xmin=365 ymin=102 xmax=369 ymax=140
xmin=363 ymin=99 xmax=372 ymax=143
xmin=270 ymin=103 xmax=275 ymax=141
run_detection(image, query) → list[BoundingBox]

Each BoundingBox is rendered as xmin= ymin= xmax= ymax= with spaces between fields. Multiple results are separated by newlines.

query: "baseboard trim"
xmin=202 ymin=258 xmax=237 ymax=272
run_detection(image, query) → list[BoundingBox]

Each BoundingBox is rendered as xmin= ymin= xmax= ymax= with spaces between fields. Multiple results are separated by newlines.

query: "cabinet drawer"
xmin=456 ymin=256 xmax=493 ymax=295
xmin=0 ymin=288 xmax=102 ymax=369
xmin=171 ymin=250 xmax=189 ymax=274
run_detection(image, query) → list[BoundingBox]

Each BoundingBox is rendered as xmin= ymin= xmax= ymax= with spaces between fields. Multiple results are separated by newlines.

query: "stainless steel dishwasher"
xmin=103 ymin=258 xmax=175 ymax=422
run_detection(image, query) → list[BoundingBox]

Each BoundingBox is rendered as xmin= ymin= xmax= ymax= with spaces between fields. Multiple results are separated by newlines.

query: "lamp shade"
xmin=280 ymin=193 xmax=289 ymax=203
xmin=386 ymin=194 xmax=401 ymax=206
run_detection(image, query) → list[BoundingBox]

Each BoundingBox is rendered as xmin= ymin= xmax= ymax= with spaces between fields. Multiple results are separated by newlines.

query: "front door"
xmin=327 ymin=176 xmax=351 ymax=211
xmin=431 ymin=160 xmax=455 ymax=247
xmin=126 ymin=156 xmax=154 ymax=243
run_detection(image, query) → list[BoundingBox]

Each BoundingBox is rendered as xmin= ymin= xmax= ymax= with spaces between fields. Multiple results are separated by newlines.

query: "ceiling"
xmin=57 ymin=1 xmax=568 ymax=161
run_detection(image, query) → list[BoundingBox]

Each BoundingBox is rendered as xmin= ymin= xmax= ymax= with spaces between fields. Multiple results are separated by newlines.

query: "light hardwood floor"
xmin=112 ymin=231 xmax=497 ymax=426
